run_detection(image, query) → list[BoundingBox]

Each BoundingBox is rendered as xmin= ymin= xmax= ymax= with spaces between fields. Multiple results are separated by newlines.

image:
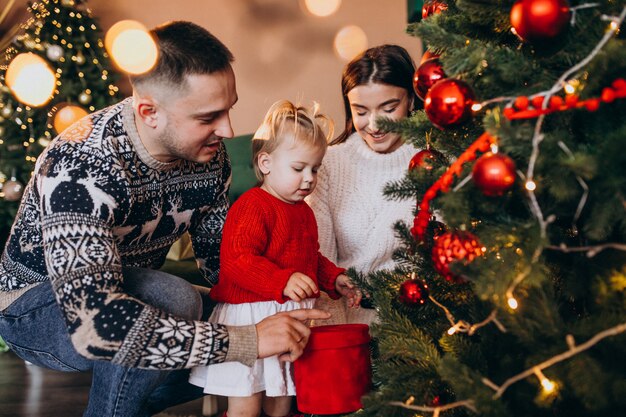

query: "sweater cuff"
xmin=323 ymin=268 xmax=346 ymax=300
xmin=224 ymin=325 xmax=258 ymax=367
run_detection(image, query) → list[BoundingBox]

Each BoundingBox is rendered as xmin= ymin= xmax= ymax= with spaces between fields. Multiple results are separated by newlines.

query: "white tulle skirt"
xmin=189 ymin=299 xmax=314 ymax=397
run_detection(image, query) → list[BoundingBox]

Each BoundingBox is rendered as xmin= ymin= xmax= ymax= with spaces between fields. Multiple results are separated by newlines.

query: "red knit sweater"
xmin=210 ymin=187 xmax=344 ymax=304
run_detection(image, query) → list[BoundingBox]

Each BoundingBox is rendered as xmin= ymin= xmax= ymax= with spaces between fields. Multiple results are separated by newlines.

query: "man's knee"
xmin=122 ymin=267 xmax=203 ymax=320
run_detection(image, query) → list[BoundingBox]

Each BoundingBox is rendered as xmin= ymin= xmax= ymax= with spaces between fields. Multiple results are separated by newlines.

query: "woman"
xmin=307 ymin=44 xmax=419 ymax=325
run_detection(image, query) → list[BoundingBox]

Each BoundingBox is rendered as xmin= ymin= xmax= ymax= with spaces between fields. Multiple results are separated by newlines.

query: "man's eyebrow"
xmin=192 ymin=97 xmax=238 ymax=118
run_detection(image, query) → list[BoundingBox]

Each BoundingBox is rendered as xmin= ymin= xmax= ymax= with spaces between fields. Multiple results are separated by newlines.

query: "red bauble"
xmin=472 ymin=152 xmax=517 ymax=196
xmin=424 ymin=79 xmax=476 ymax=129
xmin=431 ymin=231 xmax=483 ymax=282
xmin=422 ymin=1 xmax=448 ymax=19
xmin=413 ymin=58 xmax=447 ymax=101
xmin=399 ymin=278 xmax=430 ymax=306
xmin=510 ymin=0 xmax=571 ymax=42
xmin=420 ymin=50 xmax=440 ymax=65
xmin=408 ymin=149 xmax=446 ymax=172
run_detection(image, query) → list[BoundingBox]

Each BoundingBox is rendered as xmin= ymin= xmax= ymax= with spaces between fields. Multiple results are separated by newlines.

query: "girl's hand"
xmin=283 ymin=272 xmax=319 ymax=301
xmin=335 ymin=274 xmax=362 ymax=308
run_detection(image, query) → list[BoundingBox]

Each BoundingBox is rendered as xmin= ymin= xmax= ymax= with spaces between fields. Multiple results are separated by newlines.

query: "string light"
xmin=482 ymin=322 xmax=626 ymax=399
xmin=507 ymin=297 xmax=518 ymax=310
xmin=534 ymin=369 xmax=556 ymax=394
xmin=563 ymin=83 xmax=576 ymax=95
xmin=524 ymin=180 xmax=536 ymax=191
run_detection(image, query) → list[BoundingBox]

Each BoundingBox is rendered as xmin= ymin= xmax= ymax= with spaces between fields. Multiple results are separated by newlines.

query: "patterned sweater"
xmin=0 ymin=98 xmax=256 ymax=369
xmin=210 ymin=187 xmax=344 ymax=304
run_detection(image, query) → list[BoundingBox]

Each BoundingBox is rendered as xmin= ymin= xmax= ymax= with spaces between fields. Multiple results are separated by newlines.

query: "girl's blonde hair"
xmin=251 ymin=100 xmax=334 ymax=182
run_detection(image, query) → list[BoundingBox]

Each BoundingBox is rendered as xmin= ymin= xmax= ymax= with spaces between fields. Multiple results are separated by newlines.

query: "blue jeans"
xmin=0 ymin=267 xmax=210 ymax=417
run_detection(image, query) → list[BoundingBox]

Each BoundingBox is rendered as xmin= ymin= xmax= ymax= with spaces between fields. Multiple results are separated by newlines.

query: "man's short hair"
xmin=129 ymin=21 xmax=234 ymax=92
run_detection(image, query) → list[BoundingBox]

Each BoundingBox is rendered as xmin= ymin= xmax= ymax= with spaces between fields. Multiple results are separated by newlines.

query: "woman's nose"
xmin=368 ymin=114 xmax=378 ymax=131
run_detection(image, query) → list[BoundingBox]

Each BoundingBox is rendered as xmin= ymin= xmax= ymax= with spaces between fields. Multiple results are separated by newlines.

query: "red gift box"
xmin=294 ymin=324 xmax=372 ymax=414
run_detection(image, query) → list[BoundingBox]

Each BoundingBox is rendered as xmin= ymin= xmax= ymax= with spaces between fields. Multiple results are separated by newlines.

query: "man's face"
xmin=155 ymin=66 xmax=238 ymax=164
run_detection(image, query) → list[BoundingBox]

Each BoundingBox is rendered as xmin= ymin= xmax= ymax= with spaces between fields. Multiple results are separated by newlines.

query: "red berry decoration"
xmin=472 ymin=152 xmax=517 ymax=196
xmin=432 ymin=231 xmax=483 ymax=282
xmin=413 ymin=58 xmax=447 ymax=101
xmin=424 ymin=79 xmax=476 ymax=129
xmin=408 ymin=148 xmax=447 ymax=172
xmin=510 ymin=0 xmax=571 ymax=42
xmin=422 ymin=0 xmax=448 ymax=19
xmin=399 ymin=278 xmax=430 ymax=306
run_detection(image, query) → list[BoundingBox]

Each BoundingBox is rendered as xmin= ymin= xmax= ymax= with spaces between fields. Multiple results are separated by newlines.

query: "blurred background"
xmin=0 ymin=0 xmax=423 ymax=133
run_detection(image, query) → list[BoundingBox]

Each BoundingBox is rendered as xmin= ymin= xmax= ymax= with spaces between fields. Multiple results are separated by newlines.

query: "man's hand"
xmin=335 ymin=274 xmax=362 ymax=308
xmin=256 ymin=309 xmax=331 ymax=362
xmin=283 ymin=272 xmax=319 ymax=301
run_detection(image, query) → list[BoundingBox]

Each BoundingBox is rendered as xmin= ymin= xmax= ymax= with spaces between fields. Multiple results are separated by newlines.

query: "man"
xmin=0 ymin=21 xmax=328 ymax=416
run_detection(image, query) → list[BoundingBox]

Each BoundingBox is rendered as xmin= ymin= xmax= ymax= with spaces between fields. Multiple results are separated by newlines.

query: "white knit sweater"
xmin=307 ymin=133 xmax=418 ymax=324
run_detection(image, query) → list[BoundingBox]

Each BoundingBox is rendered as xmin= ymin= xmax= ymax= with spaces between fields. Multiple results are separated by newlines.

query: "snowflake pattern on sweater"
xmin=0 ymin=98 xmax=232 ymax=369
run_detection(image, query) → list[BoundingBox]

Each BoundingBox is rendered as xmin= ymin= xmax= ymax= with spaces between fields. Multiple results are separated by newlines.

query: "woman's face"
xmin=347 ymin=82 xmax=412 ymax=154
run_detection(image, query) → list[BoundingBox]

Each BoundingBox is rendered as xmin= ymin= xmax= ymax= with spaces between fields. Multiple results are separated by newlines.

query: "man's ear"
xmin=257 ymin=152 xmax=272 ymax=175
xmin=135 ymin=96 xmax=160 ymax=129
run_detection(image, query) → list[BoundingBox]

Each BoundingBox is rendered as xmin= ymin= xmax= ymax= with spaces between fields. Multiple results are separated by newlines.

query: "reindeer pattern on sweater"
xmin=0 ymin=98 xmax=232 ymax=370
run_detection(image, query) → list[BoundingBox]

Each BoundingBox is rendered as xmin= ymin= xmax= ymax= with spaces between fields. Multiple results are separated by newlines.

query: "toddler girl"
xmin=189 ymin=100 xmax=360 ymax=417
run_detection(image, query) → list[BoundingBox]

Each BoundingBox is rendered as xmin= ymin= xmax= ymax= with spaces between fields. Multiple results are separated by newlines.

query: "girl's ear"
xmin=257 ymin=152 xmax=272 ymax=175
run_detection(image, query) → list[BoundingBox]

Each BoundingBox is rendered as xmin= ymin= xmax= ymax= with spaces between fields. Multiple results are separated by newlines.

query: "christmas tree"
xmin=355 ymin=1 xmax=626 ymax=416
xmin=0 ymin=0 xmax=119 ymax=248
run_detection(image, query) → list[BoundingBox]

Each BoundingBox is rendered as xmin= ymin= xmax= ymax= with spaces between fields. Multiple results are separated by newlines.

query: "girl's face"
xmin=347 ymin=82 xmax=412 ymax=154
xmin=258 ymin=139 xmax=325 ymax=204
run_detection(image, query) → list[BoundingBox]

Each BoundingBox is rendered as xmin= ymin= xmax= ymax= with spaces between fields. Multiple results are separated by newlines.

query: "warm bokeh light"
xmin=105 ymin=20 xmax=158 ymax=75
xmin=53 ymin=104 xmax=89 ymax=134
xmin=508 ymin=297 xmax=519 ymax=309
xmin=333 ymin=25 xmax=368 ymax=62
xmin=5 ymin=53 xmax=56 ymax=107
xmin=302 ymin=0 xmax=342 ymax=17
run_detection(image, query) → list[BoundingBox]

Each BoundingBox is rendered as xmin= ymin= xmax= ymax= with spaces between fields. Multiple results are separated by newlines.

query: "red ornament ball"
xmin=408 ymin=149 xmax=446 ymax=172
xmin=420 ymin=50 xmax=440 ymax=65
xmin=413 ymin=58 xmax=447 ymax=100
xmin=432 ymin=231 xmax=483 ymax=282
xmin=422 ymin=1 xmax=448 ymax=19
xmin=424 ymin=79 xmax=476 ymax=129
xmin=399 ymin=278 xmax=430 ymax=306
xmin=510 ymin=0 xmax=571 ymax=42
xmin=472 ymin=152 xmax=517 ymax=196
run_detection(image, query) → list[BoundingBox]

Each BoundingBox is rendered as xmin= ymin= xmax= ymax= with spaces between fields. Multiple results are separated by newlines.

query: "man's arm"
xmin=189 ymin=143 xmax=231 ymax=287
xmin=37 ymin=148 xmax=236 ymax=370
